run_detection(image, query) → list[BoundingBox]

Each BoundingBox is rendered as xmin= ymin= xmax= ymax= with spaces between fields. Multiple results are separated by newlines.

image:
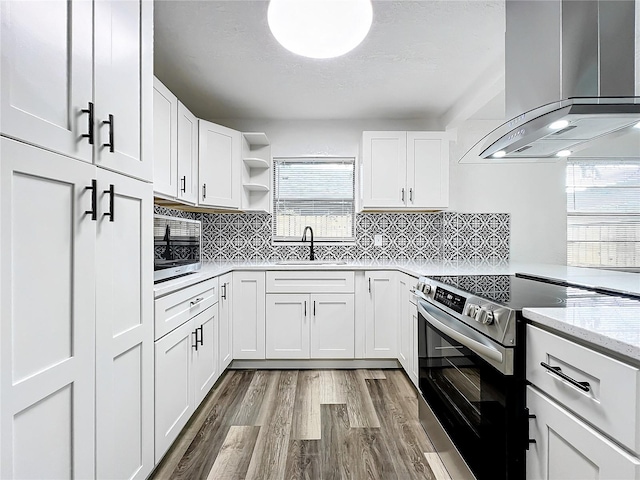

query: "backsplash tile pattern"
xmin=153 ymin=206 xmax=510 ymax=263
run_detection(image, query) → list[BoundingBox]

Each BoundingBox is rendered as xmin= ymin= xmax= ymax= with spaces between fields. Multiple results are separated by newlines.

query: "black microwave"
xmin=154 ymin=215 xmax=202 ymax=282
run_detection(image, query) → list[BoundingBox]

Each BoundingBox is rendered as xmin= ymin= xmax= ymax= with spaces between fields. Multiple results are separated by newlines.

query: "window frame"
xmin=272 ymin=156 xmax=356 ymax=244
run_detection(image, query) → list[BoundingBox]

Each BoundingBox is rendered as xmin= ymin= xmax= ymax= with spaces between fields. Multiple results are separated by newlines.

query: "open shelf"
xmin=242 ymin=132 xmax=270 ymax=146
xmin=243 ymin=183 xmax=269 ymax=192
xmin=243 ymin=157 xmax=270 ymax=169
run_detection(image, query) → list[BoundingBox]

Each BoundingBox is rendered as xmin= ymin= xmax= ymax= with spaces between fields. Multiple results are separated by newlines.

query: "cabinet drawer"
xmin=527 ymin=325 xmax=640 ymax=455
xmin=155 ymin=278 xmax=219 ymax=340
xmin=266 ymin=271 xmax=355 ymax=293
xmin=527 ymin=386 xmax=640 ymax=480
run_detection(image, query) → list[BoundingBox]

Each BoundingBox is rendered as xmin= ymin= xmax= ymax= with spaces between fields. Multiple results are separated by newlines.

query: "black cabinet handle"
xmin=368 ymin=278 xmax=371 ymax=293
xmin=81 ymin=102 xmax=94 ymax=144
xmin=222 ymin=283 xmax=227 ymax=300
xmin=103 ymin=184 xmax=114 ymax=222
xmin=202 ymin=183 xmax=207 ymax=200
xmin=103 ymin=114 xmax=114 ymax=152
xmin=401 ymin=188 xmax=405 ymax=202
xmin=197 ymin=326 xmax=204 ymax=346
xmin=409 ymin=188 xmax=413 ymax=202
xmin=181 ymin=176 xmax=186 ymax=193
xmin=313 ymin=301 xmax=316 ymax=316
xmin=192 ymin=331 xmax=198 ymax=351
xmin=304 ymin=301 xmax=307 ymax=317
xmin=85 ymin=179 xmax=97 ymax=221
xmin=540 ymin=362 xmax=590 ymax=392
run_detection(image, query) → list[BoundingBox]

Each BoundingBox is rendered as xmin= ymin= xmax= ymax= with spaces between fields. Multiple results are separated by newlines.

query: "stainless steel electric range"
xmin=413 ymin=273 xmax=634 ymax=480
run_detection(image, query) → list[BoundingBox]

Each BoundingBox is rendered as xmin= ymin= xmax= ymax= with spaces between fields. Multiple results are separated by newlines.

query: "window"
xmin=566 ymin=160 xmax=640 ymax=271
xmin=273 ymin=157 xmax=355 ymax=242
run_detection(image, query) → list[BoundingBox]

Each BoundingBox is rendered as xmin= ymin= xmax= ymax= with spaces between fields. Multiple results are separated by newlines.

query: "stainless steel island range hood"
xmin=461 ymin=0 xmax=640 ymax=162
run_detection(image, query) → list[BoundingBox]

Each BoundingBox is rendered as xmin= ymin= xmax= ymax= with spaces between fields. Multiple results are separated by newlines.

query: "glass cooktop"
xmin=427 ymin=274 xmax=639 ymax=311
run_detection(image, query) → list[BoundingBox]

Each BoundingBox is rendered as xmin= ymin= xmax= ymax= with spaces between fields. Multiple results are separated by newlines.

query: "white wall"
xmin=215 ymin=117 xmax=568 ymax=264
xmin=449 ymin=119 xmax=567 ymax=264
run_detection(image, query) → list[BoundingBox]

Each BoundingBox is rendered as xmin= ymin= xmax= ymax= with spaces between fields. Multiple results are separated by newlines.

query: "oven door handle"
xmin=418 ymin=300 xmax=504 ymax=364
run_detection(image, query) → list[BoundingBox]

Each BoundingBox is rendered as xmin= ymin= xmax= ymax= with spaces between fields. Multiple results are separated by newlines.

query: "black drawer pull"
xmin=181 ymin=176 xmax=186 ymax=193
xmin=540 ymin=362 xmax=590 ymax=392
xmin=197 ymin=325 xmax=204 ymax=346
xmin=192 ymin=331 xmax=198 ymax=351
xmin=81 ymin=102 xmax=94 ymax=144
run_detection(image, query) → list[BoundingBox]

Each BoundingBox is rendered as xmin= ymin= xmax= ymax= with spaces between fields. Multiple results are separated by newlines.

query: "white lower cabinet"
xmin=232 ymin=272 xmax=266 ymax=359
xmin=266 ymin=294 xmax=309 ymax=359
xmin=265 ymin=293 xmax=355 ymax=359
xmin=0 ymin=137 xmax=154 ymax=479
xmin=526 ymin=324 xmax=640 ymax=479
xmin=154 ymin=306 xmax=218 ymax=463
xmin=527 ymin=386 xmax=640 ymax=479
xmin=218 ymin=272 xmax=233 ymax=370
xmin=365 ymin=271 xmax=398 ymax=358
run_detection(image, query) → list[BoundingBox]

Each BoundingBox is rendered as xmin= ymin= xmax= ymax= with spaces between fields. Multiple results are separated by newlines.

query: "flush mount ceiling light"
xmin=267 ymin=0 xmax=373 ymax=59
xmin=556 ymin=150 xmax=572 ymax=157
xmin=492 ymin=150 xmax=507 ymax=158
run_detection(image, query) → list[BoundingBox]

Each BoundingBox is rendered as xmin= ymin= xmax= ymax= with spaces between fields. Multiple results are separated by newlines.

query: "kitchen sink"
xmin=275 ymin=260 xmax=347 ymax=266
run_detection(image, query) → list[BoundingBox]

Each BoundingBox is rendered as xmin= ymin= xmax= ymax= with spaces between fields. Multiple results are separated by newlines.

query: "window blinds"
xmin=566 ymin=161 xmax=640 ymax=269
xmin=273 ymin=157 xmax=355 ymax=241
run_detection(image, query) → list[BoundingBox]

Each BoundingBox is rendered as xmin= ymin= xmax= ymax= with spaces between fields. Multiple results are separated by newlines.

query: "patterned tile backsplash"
xmin=154 ymin=206 xmax=510 ymax=264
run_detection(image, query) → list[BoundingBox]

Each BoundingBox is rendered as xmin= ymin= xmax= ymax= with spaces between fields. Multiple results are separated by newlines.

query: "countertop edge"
xmin=523 ymin=308 xmax=640 ymax=366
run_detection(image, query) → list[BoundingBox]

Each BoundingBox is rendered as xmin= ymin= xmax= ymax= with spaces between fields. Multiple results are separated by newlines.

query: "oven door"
xmin=417 ymin=300 xmax=522 ymax=480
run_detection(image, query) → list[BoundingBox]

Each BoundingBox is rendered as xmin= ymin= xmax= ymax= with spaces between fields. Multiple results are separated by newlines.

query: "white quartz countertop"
xmin=153 ymin=259 xmax=516 ymax=298
xmin=154 ymin=260 xmax=640 ymax=364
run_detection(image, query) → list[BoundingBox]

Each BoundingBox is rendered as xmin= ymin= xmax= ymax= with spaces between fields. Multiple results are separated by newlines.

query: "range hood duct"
xmin=465 ymin=0 xmax=640 ymax=162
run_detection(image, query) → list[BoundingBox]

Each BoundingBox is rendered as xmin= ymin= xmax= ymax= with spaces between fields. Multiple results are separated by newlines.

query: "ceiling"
xmin=154 ymin=0 xmax=506 ymax=124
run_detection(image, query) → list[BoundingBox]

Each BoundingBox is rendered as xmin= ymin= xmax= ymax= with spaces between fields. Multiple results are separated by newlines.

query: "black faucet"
xmin=302 ymin=226 xmax=314 ymax=261
xmin=162 ymin=224 xmax=173 ymax=261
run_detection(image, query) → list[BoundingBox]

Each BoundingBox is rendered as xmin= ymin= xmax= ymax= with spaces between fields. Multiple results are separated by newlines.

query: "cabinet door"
xmin=95 ymin=170 xmax=154 ymax=480
xmin=94 ymin=0 xmax=153 ymax=181
xmin=154 ymin=320 xmax=196 ymax=463
xmin=266 ymin=294 xmax=310 ymax=359
xmin=0 ymin=138 xmax=96 ymax=479
xmin=199 ymin=120 xmax=241 ymax=208
xmin=232 ymin=272 xmax=266 ymax=359
xmin=527 ymin=386 xmax=640 ymax=480
xmin=365 ymin=271 xmax=398 ymax=358
xmin=218 ymin=273 xmax=233 ymax=371
xmin=361 ymin=131 xmax=407 ymax=209
xmin=193 ymin=306 xmax=219 ymax=406
xmin=0 ymin=0 xmax=93 ymax=163
xmin=406 ymin=132 xmax=449 ymax=209
xmin=311 ymin=294 xmax=355 ymax=359
xmin=153 ymin=77 xmax=178 ymax=197
xmin=177 ymin=102 xmax=199 ymax=204
xmin=397 ymin=275 xmax=413 ymax=372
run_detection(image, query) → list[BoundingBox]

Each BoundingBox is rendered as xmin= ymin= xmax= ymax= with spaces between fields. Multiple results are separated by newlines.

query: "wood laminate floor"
xmin=151 ymin=369 xmax=452 ymax=480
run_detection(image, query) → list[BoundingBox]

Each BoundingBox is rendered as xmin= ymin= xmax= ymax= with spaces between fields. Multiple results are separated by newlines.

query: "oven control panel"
xmin=433 ymin=287 xmax=466 ymax=314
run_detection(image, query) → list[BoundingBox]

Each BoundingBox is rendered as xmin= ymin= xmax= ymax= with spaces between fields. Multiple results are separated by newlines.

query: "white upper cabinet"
xmin=177 ymin=102 xmax=199 ymax=204
xmin=362 ymin=131 xmax=407 ymax=209
xmin=94 ymin=0 xmax=152 ymax=181
xmin=153 ymin=77 xmax=178 ymax=197
xmin=361 ymin=131 xmax=449 ymax=210
xmin=152 ymin=77 xmax=199 ymax=204
xmin=406 ymin=132 xmax=449 ymax=209
xmin=0 ymin=0 xmax=93 ymax=163
xmin=0 ymin=0 xmax=153 ymax=182
xmin=199 ymin=120 xmax=242 ymax=209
